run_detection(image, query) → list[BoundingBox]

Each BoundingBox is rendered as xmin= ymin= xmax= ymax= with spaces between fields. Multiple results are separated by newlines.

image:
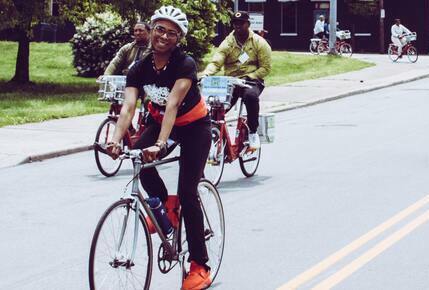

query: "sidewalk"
xmin=1 ymin=53 xmax=428 ymax=169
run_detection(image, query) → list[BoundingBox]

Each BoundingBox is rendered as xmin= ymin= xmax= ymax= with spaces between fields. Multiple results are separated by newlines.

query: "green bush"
xmin=70 ymin=11 xmax=132 ymax=77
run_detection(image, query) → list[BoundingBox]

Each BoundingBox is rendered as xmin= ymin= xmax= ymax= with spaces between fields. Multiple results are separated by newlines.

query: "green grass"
xmin=265 ymin=51 xmax=373 ymax=86
xmin=0 ymin=41 xmax=108 ymax=127
xmin=0 ymin=41 xmax=373 ymax=127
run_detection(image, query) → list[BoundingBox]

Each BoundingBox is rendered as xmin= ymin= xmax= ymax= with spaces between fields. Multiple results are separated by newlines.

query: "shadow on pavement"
xmin=217 ymin=175 xmax=272 ymax=192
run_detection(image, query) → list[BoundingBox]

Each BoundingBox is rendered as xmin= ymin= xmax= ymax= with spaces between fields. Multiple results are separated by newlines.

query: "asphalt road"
xmin=1 ymin=78 xmax=429 ymax=290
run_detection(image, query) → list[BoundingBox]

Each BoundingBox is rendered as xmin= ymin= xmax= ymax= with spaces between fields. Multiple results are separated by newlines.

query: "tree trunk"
xmin=11 ymin=29 xmax=31 ymax=84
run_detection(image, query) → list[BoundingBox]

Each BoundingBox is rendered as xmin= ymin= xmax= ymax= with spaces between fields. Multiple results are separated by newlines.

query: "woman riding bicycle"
xmin=108 ymin=6 xmax=212 ymax=290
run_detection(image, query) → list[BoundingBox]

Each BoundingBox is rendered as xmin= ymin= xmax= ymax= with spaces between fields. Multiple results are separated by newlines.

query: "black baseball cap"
xmin=231 ymin=11 xmax=250 ymax=23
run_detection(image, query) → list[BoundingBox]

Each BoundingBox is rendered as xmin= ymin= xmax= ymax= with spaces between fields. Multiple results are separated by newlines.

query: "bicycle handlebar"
xmin=119 ymin=147 xmax=180 ymax=169
xmin=94 ymin=142 xmax=180 ymax=169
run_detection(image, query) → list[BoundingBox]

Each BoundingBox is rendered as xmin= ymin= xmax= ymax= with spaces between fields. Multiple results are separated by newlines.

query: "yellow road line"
xmin=312 ymin=209 xmax=429 ymax=290
xmin=277 ymin=194 xmax=429 ymax=290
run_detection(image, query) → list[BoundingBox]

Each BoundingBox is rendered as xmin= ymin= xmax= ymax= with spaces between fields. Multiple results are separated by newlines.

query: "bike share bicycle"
xmin=201 ymin=76 xmax=275 ymax=186
xmin=89 ymin=144 xmax=225 ymax=290
xmin=94 ymin=75 xmax=147 ymax=176
xmin=388 ymin=32 xmax=418 ymax=63
xmin=311 ymin=30 xmax=352 ymax=57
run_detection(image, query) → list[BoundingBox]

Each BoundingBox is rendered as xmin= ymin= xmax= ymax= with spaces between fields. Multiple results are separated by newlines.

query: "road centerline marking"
xmin=277 ymin=194 xmax=429 ymax=290
xmin=311 ymin=209 xmax=429 ymax=289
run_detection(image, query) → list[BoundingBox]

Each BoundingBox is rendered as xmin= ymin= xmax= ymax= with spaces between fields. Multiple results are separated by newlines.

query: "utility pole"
xmin=379 ymin=0 xmax=385 ymax=53
xmin=329 ymin=0 xmax=337 ymax=54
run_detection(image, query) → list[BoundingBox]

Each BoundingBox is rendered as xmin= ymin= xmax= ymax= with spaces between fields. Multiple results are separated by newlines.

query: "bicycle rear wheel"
xmin=407 ymin=46 xmax=418 ymax=63
xmin=94 ymin=118 xmax=123 ymax=177
xmin=89 ymin=199 xmax=153 ymax=290
xmin=179 ymin=179 xmax=225 ymax=284
xmin=204 ymin=126 xmax=226 ymax=186
xmin=339 ymin=43 xmax=353 ymax=57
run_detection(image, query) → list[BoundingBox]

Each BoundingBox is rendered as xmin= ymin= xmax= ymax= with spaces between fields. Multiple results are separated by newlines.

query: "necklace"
xmin=152 ymin=55 xmax=169 ymax=74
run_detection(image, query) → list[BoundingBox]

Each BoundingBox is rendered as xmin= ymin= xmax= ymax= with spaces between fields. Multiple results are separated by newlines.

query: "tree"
xmin=1 ymin=0 xmax=230 ymax=83
xmin=159 ymin=0 xmax=233 ymax=66
xmin=0 ymin=1 xmax=48 ymax=83
xmin=0 ymin=0 xmax=157 ymax=84
xmin=59 ymin=0 xmax=157 ymax=25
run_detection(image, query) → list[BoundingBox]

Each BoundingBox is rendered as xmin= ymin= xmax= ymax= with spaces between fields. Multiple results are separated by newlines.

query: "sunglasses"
xmin=153 ymin=25 xmax=180 ymax=40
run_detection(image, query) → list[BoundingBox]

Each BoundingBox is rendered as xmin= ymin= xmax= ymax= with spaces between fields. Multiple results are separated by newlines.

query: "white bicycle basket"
xmin=200 ymin=76 xmax=237 ymax=109
xmin=257 ymin=113 xmax=275 ymax=144
xmin=405 ymin=32 xmax=417 ymax=42
xmin=97 ymin=75 xmax=126 ymax=103
xmin=336 ymin=30 xmax=351 ymax=40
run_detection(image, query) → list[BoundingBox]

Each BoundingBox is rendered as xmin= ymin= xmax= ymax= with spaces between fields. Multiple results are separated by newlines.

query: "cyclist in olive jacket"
xmin=104 ymin=22 xmax=150 ymax=75
xmin=202 ymin=11 xmax=272 ymax=149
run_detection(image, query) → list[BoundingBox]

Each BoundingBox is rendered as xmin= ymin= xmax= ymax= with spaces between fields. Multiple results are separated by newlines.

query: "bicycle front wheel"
xmin=339 ymin=43 xmax=353 ymax=57
xmin=89 ymin=199 xmax=153 ymax=290
xmin=198 ymin=179 xmax=225 ymax=281
xmin=407 ymin=46 xmax=418 ymax=63
xmin=179 ymin=179 xmax=225 ymax=284
xmin=94 ymin=118 xmax=123 ymax=177
xmin=204 ymin=126 xmax=226 ymax=186
xmin=309 ymin=41 xmax=318 ymax=54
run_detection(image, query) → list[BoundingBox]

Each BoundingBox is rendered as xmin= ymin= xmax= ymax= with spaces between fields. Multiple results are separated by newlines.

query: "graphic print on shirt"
xmin=144 ymin=84 xmax=170 ymax=106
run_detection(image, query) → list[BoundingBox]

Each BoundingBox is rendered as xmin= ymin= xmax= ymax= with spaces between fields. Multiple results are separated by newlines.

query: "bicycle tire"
xmin=388 ymin=45 xmax=399 ymax=62
xmin=239 ymin=126 xmax=261 ymax=177
xmin=317 ymin=42 xmax=328 ymax=55
xmin=178 ymin=179 xmax=225 ymax=284
xmin=407 ymin=46 xmax=418 ymax=63
xmin=94 ymin=118 xmax=123 ymax=177
xmin=204 ymin=126 xmax=226 ymax=186
xmin=339 ymin=43 xmax=353 ymax=57
xmin=309 ymin=41 xmax=318 ymax=55
xmin=89 ymin=198 xmax=153 ymax=290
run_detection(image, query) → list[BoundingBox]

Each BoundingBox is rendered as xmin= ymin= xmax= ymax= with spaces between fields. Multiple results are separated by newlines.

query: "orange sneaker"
xmin=165 ymin=195 xmax=180 ymax=229
xmin=182 ymin=261 xmax=211 ymax=290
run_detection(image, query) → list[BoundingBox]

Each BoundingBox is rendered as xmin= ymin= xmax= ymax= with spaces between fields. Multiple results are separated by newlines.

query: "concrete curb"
xmin=18 ymin=73 xmax=429 ymax=165
xmin=264 ymin=73 xmax=429 ymax=114
xmin=18 ymin=145 xmax=94 ymax=165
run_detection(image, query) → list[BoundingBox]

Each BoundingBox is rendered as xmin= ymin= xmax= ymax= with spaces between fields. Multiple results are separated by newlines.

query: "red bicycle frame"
xmin=106 ymin=101 xmax=146 ymax=148
xmin=210 ymin=96 xmax=249 ymax=163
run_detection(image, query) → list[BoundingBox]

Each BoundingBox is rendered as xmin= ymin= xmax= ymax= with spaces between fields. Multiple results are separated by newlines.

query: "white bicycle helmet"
xmin=151 ymin=5 xmax=188 ymax=36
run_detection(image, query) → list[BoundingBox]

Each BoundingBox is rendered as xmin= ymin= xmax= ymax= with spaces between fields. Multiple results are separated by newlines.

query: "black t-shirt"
xmin=126 ymin=48 xmax=201 ymax=118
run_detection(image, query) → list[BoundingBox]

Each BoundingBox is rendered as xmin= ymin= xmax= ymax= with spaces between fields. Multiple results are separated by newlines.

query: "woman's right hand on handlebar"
xmin=106 ymin=141 xmax=122 ymax=160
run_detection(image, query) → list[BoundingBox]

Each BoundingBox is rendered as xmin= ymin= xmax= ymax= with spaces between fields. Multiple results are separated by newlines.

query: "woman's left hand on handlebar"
xmin=143 ymin=145 xmax=160 ymax=163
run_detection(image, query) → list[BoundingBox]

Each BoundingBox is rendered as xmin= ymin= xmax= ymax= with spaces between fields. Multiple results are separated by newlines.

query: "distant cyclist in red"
xmin=109 ymin=6 xmax=212 ymax=290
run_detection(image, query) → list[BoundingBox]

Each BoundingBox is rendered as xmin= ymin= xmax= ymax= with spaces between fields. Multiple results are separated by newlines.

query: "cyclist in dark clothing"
xmin=109 ymin=5 xmax=212 ymax=290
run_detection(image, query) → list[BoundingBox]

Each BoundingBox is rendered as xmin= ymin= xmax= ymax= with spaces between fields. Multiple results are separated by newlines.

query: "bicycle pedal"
xmin=207 ymin=160 xmax=220 ymax=165
xmin=246 ymin=147 xmax=257 ymax=153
